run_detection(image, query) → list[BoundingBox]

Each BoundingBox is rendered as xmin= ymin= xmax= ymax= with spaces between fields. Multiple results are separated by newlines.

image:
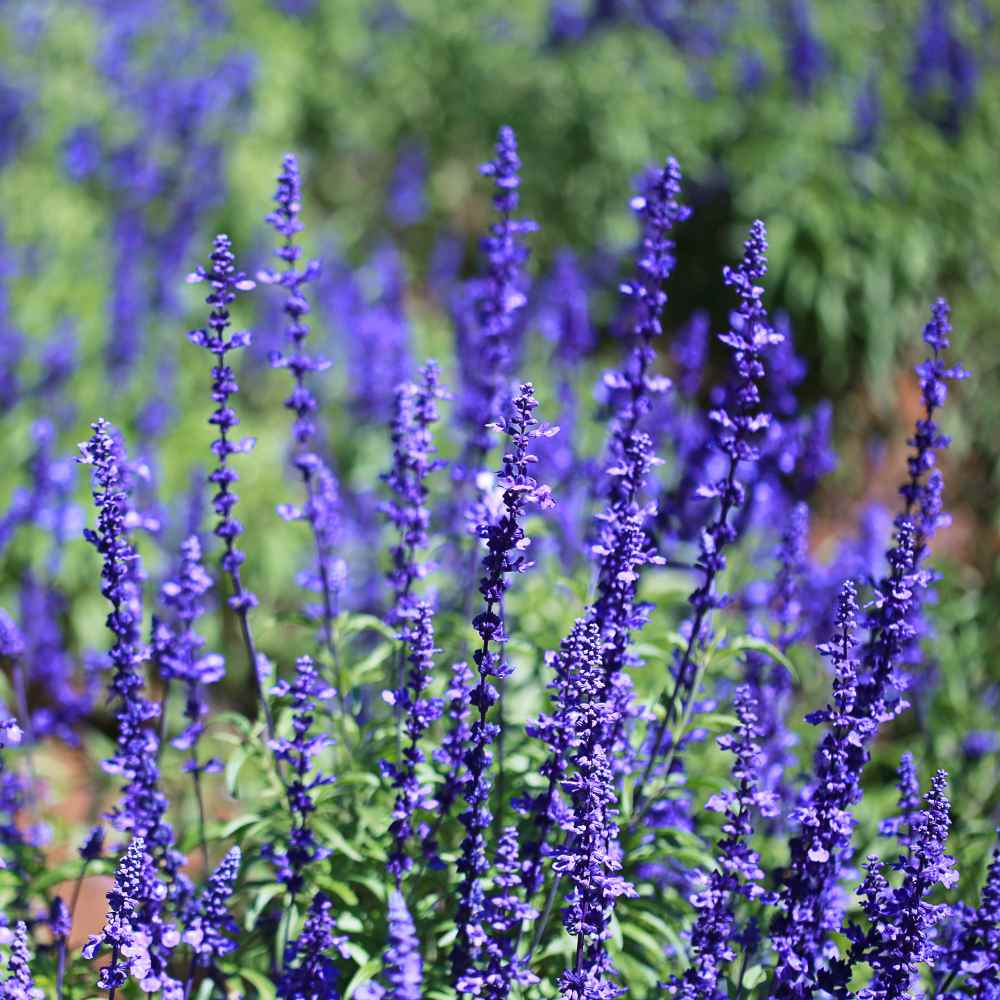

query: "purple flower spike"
xmin=358 ymin=889 xmax=423 ymax=1000
xmin=517 ymin=619 xmax=604 ymax=897
xmin=637 ymin=221 xmax=781 ymax=815
xmin=187 ymin=234 xmax=273 ymax=732
xmin=937 ymin=829 xmax=1000 ymax=996
xmin=879 ymin=752 xmax=922 ymax=847
xmin=902 ymin=299 xmax=969 ymax=520
xmin=432 ymin=660 xmax=474 ymax=821
xmin=821 ymin=769 xmax=957 ymax=998
xmin=1 ymin=921 xmax=41 ymax=999
xmin=456 ymin=126 xmax=537 ymax=468
xmin=260 ymin=155 xmax=344 ymax=660
xmin=666 ymin=687 xmax=777 ymax=999
xmin=183 ymin=846 xmax=241 ymax=965
xmin=277 ymin=892 xmax=349 ymax=1000
xmin=614 ymin=156 xmax=689 ymax=443
xmin=152 ymin=535 xmax=224 ymax=806
xmin=451 ymin=383 xmax=556 ymax=991
xmin=78 ymin=421 xmax=174 ymax=857
xmin=382 ymin=361 xmax=447 ymax=629
xmin=263 ymin=656 xmax=335 ymax=895
xmin=548 ymin=159 xmax=686 ymax=795
xmin=82 ymin=837 xmax=180 ymax=996
xmin=473 ymin=827 xmax=538 ymax=999
xmin=260 ymin=152 xmax=326 ymax=444
xmin=383 ymin=601 xmax=444 ymax=884
xmin=768 ymin=580 xmax=877 ymax=996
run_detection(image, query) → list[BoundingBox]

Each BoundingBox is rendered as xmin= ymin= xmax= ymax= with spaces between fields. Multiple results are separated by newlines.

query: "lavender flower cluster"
xmin=0 ymin=125 xmax=991 ymax=1000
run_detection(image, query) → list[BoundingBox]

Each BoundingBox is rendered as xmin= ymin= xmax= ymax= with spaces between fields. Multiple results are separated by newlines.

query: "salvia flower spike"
xmin=187 ymin=234 xmax=272 ymax=733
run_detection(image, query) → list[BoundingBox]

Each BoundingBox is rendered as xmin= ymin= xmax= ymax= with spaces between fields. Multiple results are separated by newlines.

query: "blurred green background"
xmin=3 ymin=0 xmax=998 ymax=547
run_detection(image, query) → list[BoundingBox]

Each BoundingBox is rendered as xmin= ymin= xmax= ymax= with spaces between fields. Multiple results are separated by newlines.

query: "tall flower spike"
xmin=277 ymin=892 xmax=349 ymax=1000
xmin=78 ymin=421 xmax=174 ymax=854
xmin=456 ymin=126 xmax=537 ymax=466
xmin=451 ymin=383 xmax=556 ymax=992
xmin=636 ymin=220 xmax=781 ymax=816
xmin=381 ymin=363 xmax=447 ymax=789
xmin=890 ymin=299 xmax=970 ymax=691
xmin=475 ymin=827 xmax=538 ymax=999
xmin=555 ymin=743 xmax=635 ymax=1000
xmin=431 ymin=659 xmax=474 ymax=816
xmin=357 ymin=889 xmax=423 ymax=1000
xmin=259 ymin=154 xmax=343 ymax=660
xmin=666 ymin=687 xmax=777 ymax=1000
xmin=585 ymin=158 xmax=688 ymax=774
xmin=186 ymin=234 xmax=272 ymax=731
xmin=383 ymin=601 xmax=444 ymax=884
xmin=768 ymin=580 xmax=880 ymax=998
xmin=937 ymin=828 xmax=1000 ymax=997
xmin=744 ymin=501 xmax=809 ymax=806
xmin=517 ymin=619 xmax=604 ymax=897
xmin=183 ymin=846 xmax=241 ymax=965
xmin=151 ymin=534 xmax=224 ymax=866
xmin=381 ymin=362 xmax=447 ymax=630
xmin=879 ymin=752 xmax=922 ymax=847
xmin=82 ymin=837 xmax=180 ymax=996
xmin=821 ymin=770 xmax=958 ymax=999
xmin=611 ymin=155 xmax=689 ymax=450
xmin=263 ymin=656 xmax=335 ymax=896
xmin=0 ymin=921 xmax=41 ymax=1000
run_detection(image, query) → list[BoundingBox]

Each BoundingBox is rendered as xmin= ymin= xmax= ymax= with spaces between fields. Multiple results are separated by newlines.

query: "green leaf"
xmin=240 ymin=969 xmax=278 ymax=1000
xmin=727 ymin=635 xmax=801 ymax=683
xmin=345 ymin=955 xmax=382 ymax=999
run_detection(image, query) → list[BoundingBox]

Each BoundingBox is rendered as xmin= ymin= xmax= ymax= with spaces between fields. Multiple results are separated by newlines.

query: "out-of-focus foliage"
xmin=2 ymin=1 xmax=998 ymax=522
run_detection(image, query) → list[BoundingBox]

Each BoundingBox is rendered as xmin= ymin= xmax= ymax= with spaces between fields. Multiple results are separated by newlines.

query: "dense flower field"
xmin=0 ymin=113 xmax=995 ymax=999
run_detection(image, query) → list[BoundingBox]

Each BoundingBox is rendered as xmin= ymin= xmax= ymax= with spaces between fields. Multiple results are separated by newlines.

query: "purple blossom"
xmin=187 ymin=234 xmax=273 ymax=730
xmin=388 ymin=142 xmax=428 ymax=226
xmin=782 ymin=0 xmax=827 ymax=99
xmin=78 ymin=420 xmax=174 ymax=856
xmin=151 ymin=536 xmax=224 ymax=804
xmin=879 ymin=752 xmax=922 ymax=847
xmin=62 ymin=123 xmax=102 ymax=182
xmin=182 ymin=846 xmax=241 ymax=965
xmin=432 ymin=661 xmax=474 ymax=821
xmin=666 ymin=687 xmax=777 ymax=999
xmin=936 ymin=830 xmax=1000 ymax=997
xmin=637 ymin=221 xmax=781 ymax=814
xmin=381 ymin=362 xmax=447 ymax=627
xmin=555 ymin=742 xmax=634 ymax=999
xmin=277 ymin=892 xmax=349 ymax=1000
xmin=517 ymin=619 xmax=604 ymax=897
xmin=382 ymin=602 xmax=444 ymax=884
xmin=456 ymin=127 xmax=537 ymax=467
xmin=358 ymin=889 xmax=423 ymax=1000
xmin=470 ymin=827 xmax=537 ymax=999
xmin=263 ymin=656 xmax=335 ymax=895
xmin=451 ymin=383 xmax=556 ymax=990
xmin=767 ymin=581 xmax=876 ymax=996
xmin=0 ymin=921 xmax=41 ymax=1000
xmin=259 ymin=152 xmax=325 ymax=445
xmin=589 ymin=158 xmax=688 ymax=775
xmin=611 ymin=156 xmax=688 ymax=452
xmin=909 ymin=0 xmax=978 ymax=134
xmin=902 ymin=300 xmax=969 ymax=521
xmin=743 ymin=501 xmax=809 ymax=805
xmin=82 ymin=836 xmax=181 ymax=996
xmin=259 ymin=154 xmax=345 ymax=658
xmin=822 ymin=770 xmax=958 ymax=998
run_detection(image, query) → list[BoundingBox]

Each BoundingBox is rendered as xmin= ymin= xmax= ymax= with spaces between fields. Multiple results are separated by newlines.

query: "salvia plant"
xmin=0 ymin=122 xmax=992 ymax=1000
